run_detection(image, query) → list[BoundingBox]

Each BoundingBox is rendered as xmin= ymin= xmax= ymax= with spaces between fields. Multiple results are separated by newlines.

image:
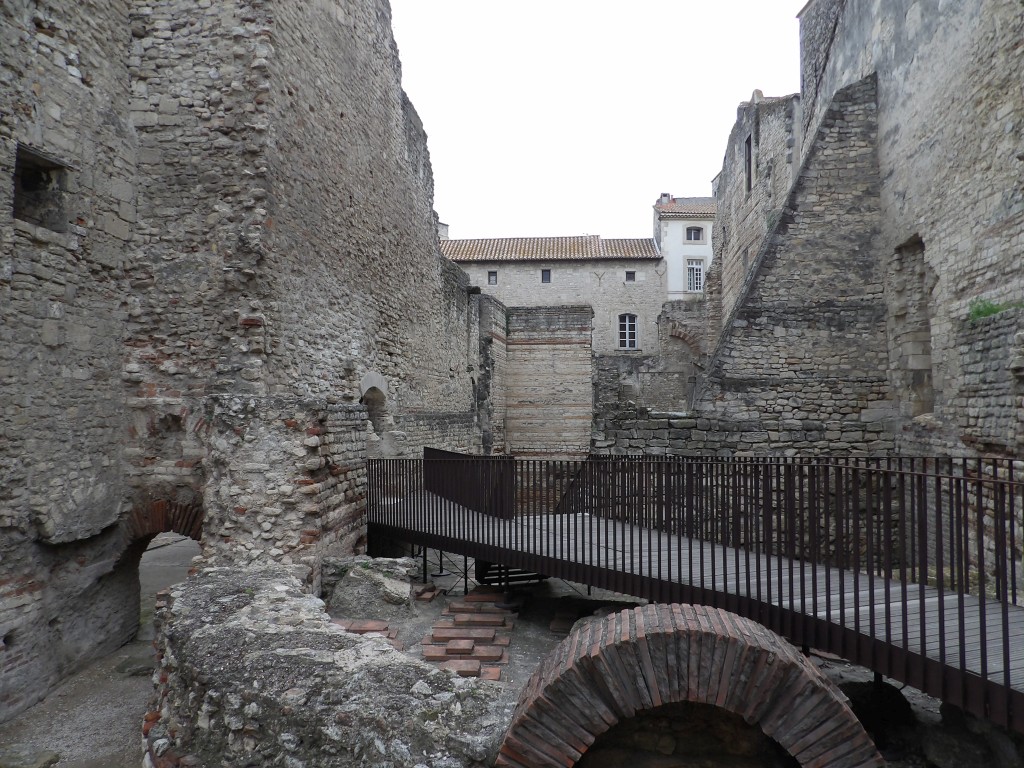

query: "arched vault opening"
xmin=497 ymin=604 xmax=883 ymax=768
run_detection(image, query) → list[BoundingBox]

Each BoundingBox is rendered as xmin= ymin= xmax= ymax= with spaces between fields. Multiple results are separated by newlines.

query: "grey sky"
xmin=390 ymin=1 xmax=808 ymax=239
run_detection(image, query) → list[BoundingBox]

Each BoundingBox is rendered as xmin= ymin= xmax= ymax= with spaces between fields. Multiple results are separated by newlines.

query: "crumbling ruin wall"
xmin=1 ymin=0 xmax=488 ymax=722
xmin=708 ymin=93 xmax=801 ymax=342
xmin=798 ymin=0 xmax=1024 ymax=456
xmin=951 ymin=309 xmax=1024 ymax=456
xmin=694 ymin=75 xmax=894 ymax=453
xmin=592 ymin=300 xmax=708 ymax=452
xmin=145 ymin=566 xmax=513 ymax=768
xmin=476 ymin=295 xmax=509 ymax=454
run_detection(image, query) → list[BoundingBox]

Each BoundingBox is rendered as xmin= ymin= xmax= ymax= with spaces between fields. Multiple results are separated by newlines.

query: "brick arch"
xmin=668 ymin=322 xmax=702 ymax=355
xmin=123 ymin=496 xmax=203 ymax=544
xmin=497 ymin=604 xmax=883 ymax=768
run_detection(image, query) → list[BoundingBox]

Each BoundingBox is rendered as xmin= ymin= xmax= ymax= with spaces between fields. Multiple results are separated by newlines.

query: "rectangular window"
xmin=625 ymin=271 xmax=636 ymax=282
xmin=541 ymin=269 xmax=551 ymax=283
xmin=687 ymin=259 xmax=704 ymax=292
xmin=618 ymin=313 xmax=638 ymax=349
xmin=487 ymin=270 xmax=497 ymax=285
xmin=14 ymin=145 xmax=68 ymax=232
xmin=686 ymin=226 xmax=703 ymax=242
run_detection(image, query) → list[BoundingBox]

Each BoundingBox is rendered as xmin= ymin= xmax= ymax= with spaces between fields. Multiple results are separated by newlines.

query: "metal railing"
xmin=367 ymin=454 xmax=1024 ymax=733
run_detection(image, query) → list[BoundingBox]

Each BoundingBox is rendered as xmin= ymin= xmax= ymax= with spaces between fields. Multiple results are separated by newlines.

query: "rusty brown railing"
xmin=367 ymin=455 xmax=1024 ymax=733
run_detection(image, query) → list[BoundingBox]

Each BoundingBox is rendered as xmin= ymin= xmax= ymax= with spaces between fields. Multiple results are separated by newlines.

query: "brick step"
xmin=430 ymin=627 xmax=496 ymax=642
xmin=422 ymin=646 xmax=449 ymax=662
xmin=446 ymin=602 xmax=512 ymax=614
xmin=469 ymin=645 xmax=506 ymax=662
xmin=446 ymin=639 xmax=475 ymax=655
xmin=426 ymin=634 xmax=510 ymax=648
xmin=440 ymin=659 xmax=481 ymax=677
xmin=480 ymin=666 xmax=502 ymax=681
xmin=416 ymin=587 xmax=440 ymax=602
xmin=331 ymin=619 xmax=390 ymax=634
xmin=462 ymin=588 xmax=504 ymax=602
xmin=452 ymin=613 xmax=507 ymax=627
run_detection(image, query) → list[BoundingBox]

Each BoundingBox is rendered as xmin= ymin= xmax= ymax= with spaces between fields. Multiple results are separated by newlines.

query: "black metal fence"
xmin=367 ymin=454 xmax=1024 ymax=733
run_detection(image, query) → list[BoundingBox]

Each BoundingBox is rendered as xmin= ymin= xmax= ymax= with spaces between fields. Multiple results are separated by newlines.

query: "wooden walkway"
xmin=369 ymin=489 xmax=1024 ymax=733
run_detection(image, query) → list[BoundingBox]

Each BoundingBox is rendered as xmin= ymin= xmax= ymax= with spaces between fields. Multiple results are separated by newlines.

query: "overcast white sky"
xmin=390 ymin=1 xmax=808 ymax=240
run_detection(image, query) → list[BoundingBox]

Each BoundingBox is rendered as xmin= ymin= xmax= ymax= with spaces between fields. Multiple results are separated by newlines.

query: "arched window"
xmin=686 ymin=226 xmax=704 ymax=242
xmin=618 ymin=313 xmax=638 ymax=349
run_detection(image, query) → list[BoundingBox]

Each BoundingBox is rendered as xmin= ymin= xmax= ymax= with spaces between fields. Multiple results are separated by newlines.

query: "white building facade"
xmin=653 ymin=194 xmax=716 ymax=301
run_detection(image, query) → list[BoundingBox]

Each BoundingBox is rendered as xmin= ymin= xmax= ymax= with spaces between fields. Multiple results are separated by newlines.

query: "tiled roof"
xmin=654 ymin=197 xmax=717 ymax=217
xmin=441 ymin=235 xmax=660 ymax=263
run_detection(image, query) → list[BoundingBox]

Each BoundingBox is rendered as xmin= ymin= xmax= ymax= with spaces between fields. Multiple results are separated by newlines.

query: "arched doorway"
xmin=118 ymin=494 xmax=204 ymax=640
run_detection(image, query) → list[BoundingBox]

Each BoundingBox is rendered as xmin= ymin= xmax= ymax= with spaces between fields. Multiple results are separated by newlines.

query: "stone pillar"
xmin=199 ymin=396 xmax=368 ymax=592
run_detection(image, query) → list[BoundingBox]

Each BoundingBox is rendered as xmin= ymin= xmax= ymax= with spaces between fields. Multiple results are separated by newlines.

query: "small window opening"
xmin=625 ymin=271 xmax=636 ymax=282
xmin=487 ymin=270 xmax=497 ymax=285
xmin=13 ymin=145 xmax=68 ymax=232
xmin=618 ymin=313 xmax=638 ymax=349
xmin=541 ymin=269 xmax=551 ymax=283
xmin=686 ymin=226 xmax=703 ymax=242
xmin=744 ymin=135 xmax=752 ymax=193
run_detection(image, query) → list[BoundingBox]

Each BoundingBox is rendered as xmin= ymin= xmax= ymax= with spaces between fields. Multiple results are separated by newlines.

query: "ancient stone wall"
xmin=591 ymin=301 xmax=708 ymax=451
xmin=0 ymin=0 xmax=142 ymax=719
xmin=197 ymin=398 xmax=368 ymax=593
xmin=708 ymin=93 xmax=800 ymax=343
xmin=505 ymin=307 xmax=593 ymax=457
xmin=694 ymin=76 xmax=895 ymax=452
xmin=797 ymin=0 xmax=1024 ymax=456
xmin=459 ymin=259 xmax=666 ymax=354
xmin=1 ymin=0 xmax=489 ymax=722
xmin=477 ymin=295 xmax=509 ymax=454
xmin=952 ymin=309 xmax=1024 ymax=457
xmin=264 ymin=1 xmax=479 ymax=412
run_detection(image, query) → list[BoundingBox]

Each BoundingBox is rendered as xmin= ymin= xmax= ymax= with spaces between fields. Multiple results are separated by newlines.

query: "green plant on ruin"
xmin=967 ymin=298 xmax=1024 ymax=322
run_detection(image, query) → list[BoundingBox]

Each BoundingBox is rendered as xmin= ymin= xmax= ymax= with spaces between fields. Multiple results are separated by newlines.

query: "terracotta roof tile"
xmin=441 ymin=235 xmax=660 ymax=263
xmin=654 ymin=197 xmax=717 ymax=218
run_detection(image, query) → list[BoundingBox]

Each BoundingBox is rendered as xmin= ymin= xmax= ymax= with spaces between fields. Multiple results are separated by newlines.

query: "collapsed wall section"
xmin=145 ymin=566 xmax=513 ymax=767
xmin=592 ymin=301 xmax=708 ymax=452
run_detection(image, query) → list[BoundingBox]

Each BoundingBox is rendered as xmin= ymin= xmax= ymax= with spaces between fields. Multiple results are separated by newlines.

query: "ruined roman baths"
xmin=1 ymin=0 xmax=1022 ymax=766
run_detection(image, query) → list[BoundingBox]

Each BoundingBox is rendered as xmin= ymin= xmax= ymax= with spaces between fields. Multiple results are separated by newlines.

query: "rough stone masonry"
xmin=0 ymin=0 xmax=496 ymax=721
